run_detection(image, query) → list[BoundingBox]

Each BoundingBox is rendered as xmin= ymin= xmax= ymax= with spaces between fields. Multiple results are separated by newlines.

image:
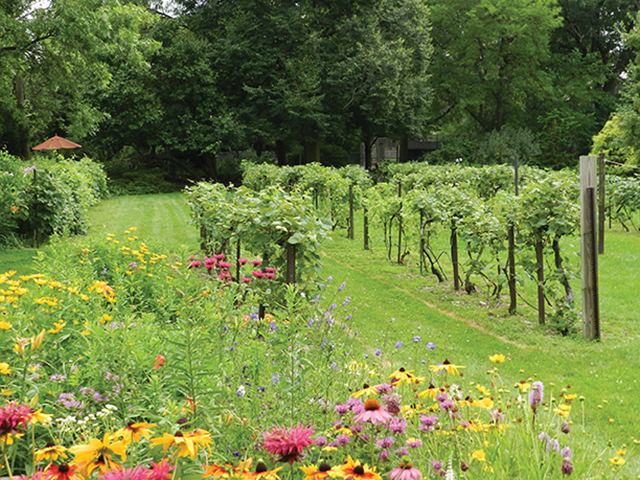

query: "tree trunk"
xmin=535 ymin=239 xmax=545 ymax=324
xmin=398 ymin=137 xmax=409 ymax=163
xmin=363 ymin=129 xmax=373 ymax=170
xmin=276 ymin=140 xmax=287 ymax=166
xmin=363 ymin=206 xmax=369 ymax=250
xmin=14 ymin=75 xmax=31 ymax=160
xmin=553 ymin=237 xmax=574 ymax=304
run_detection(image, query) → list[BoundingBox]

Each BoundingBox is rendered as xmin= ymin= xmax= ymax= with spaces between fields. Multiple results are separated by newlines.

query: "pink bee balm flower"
xmin=188 ymin=261 xmax=202 ymax=269
xmin=218 ymin=261 xmax=233 ymax=269
xmin=353 ymin=399 xmax=392 ymax=425
xmin=214 ymin=254 xmax=226 ymax=260
xmin=263 ymin=424 xmax=315 ymax=464
xmin=264 ymin=267 xmax=276 ymax=273
xmin=238 ymin=258 xmax=249 ymax=265
xmin=251 ymin=260 xmax=262 ymax=266
xmin=389 ymin=462 xmax=422 ymax=480
xmin=253 ymin=271 xmax=266 ymax=278
xmin=265 ymin=273 xmax=275 ymax=279
xmin=100 ymin=466 xmax=150 ymax=480
xmin=241 ymin=278 xmax=252 ymax=284
xmin=0 ymin=401 xmax=33 ymax=436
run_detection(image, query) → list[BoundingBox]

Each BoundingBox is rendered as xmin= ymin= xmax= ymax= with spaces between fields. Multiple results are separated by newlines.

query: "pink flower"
xmin=100 ymin=466 xmax=150 ymax=480
xmin=153 ymin=355 xmax=165 ymax=370
xmin=241 ymin=278 xmax=252 ymax=284
xmin=263 ymin=424 xmax=315 ymax=464
xmin=251 ymin=260 xmax=262 ymax=266
xmin=265 ymin=273 xmax=275 ymax=279
xmin=353 ymin=399 xmax=392 ymax=425
xmin=218 ymin=261 xmax=232 ymax=269
xmin=188 ymin=261 xmax=202 ymax=269
xmin=238 ymin=259 xmax=249 ymax=265
xmin=264 ymin=267 xmax=276 ymax=273
xmin=204 ymin=257 xmax=216 ymax=270
xmin=214 ymin=254 xmax=226 ymax=261
xmin=253 ymin=271 xmax=266 ymax=278
xmin=389 ymin=463 xmax=422 ymax=480
xmin=0 ymin=401 xmax=32 ymax=436
xmin=148 ymin=460 xmax=175 ymax=480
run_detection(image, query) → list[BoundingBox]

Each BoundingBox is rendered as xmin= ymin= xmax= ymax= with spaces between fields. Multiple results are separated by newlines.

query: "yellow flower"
xmin=150 ymin=429 xmax=212 ymax=459
xmin=476 ymin=384 xmax=491 ymax=396
xmin=609 ymin=456 xmax=625 ymax=466
xmin=351 ymin=384 xmax=378 ymax=398
xmin=429 ymin=359 xmax=466 ymax=376
xmin=35 ymin=444 xmax=68 ymax=462
xmin=48 ymin=320 xmax=66 ymax=334
xmin=100 ymin=314 xmax=113 ymax=323
xmin=471 ymin=450 xmax=486 ymax=462
xmin=517 ymin=381 xmax=531 ymax=392
xmin=0 ymin=362 xmax=10 ymax=375
xmin=112 ymin=421 xmax=157 ymax=444
xmin=0 ymin=321 xmax=11 ymax=330
xmin=616 ymin=448 xmax=626 ymax=456
xmin=69 ymin=432 xmax=128 ymax=475
xmin=30 ymin=408 xmax=53 ymax=425
xmin=389 ymin=368 xmax=424 ymax=385
xmin=0 ymin=388 xmax=12 ymax=396
xmin=489 ymin=354 xmax=505 ymax=363
xmin=334 ymin=456 xmax=381 ymax=480
xmin=564 ymin=393 xmax=578 ymax=403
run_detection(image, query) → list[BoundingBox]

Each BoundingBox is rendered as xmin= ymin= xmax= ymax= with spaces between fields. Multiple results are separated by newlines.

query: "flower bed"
xmin=0 ymin=231 xmax=630 ymax=478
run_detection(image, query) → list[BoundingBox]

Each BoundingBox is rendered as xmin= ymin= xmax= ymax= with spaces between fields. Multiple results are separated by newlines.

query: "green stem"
xmin=2 ymin=441 xmax=13 ymax=478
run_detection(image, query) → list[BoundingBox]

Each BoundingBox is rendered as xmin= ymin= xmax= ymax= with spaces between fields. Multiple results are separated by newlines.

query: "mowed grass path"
xmin=86 ymin=193 xmax=200 ymax=251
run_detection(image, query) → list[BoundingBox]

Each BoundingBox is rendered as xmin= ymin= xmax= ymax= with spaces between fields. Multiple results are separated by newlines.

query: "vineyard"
xmin=187 ymin=161 xmax=640 ymax=337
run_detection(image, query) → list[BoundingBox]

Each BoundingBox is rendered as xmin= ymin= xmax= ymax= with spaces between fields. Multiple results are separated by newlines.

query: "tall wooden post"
xmin=363 ymin=207 xmax=369 ymax=250
xmin=286 ymin=243 xmax=296 ymax=284
xmin=581 ymin=156 xmax=600 ymax=340
xmin=598 ymin=153 xmax=605 ymax=254
xmin=397 ymin=180 xmax=402 ymax=263
xmin=451 ymin=220 xmax=460 ymax=291
xmin=508 ymin=154 xmax=519 ymax=314
xmin=535 ymin=240 xmax=545 ymax=325
xmin=348 ymin=184 xmax=354 ymax=240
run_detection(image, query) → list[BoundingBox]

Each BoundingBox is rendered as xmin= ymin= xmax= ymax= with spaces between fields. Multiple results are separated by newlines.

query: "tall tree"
xmin=427 ymin=0 xmax=562 ymax=135
xmin=0 ymin=0 xmax=154 ymax=158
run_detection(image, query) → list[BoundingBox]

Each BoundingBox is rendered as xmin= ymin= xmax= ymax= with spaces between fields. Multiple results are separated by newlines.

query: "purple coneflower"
xmin=389 ymin=462 xmax=421 ymax=480
xmin=353 ymin=399 xmax=392 ymax=425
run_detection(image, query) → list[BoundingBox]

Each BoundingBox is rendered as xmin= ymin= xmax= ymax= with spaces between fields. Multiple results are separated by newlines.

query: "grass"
xmin=2 ymin=191 xmax=639 ymax=473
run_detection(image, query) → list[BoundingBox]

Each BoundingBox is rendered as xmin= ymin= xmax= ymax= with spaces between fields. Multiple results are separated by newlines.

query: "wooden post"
xmin=535 ymin=239 xmax=545 ymax=325
xmin=598 ymin=153 xmax=605 ymax=254
xmin=397 ymin=180 xmax=402 ymax=264
xmin=451 ymin=220 xmax=460 ymax=291
xmin=286 ymin=243 xmax=296 ymax=284
xmin=419 ymin=212 xmax=424 ymax=276
xmin=508 ymin=153 xmax=519 ymax=314
xmin=363 ymin=206 xmax=369 ymax=250
xmin=581 ymin=156 xmax=600 ymax=340
xmin=236 ymin=239 xmax=241 ymax=283
xmin=348 ymin=184 xmax=354 ymax=240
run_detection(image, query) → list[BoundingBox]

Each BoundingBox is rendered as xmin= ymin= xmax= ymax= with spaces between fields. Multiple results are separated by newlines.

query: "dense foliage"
xmin=0 ymin=152 xmax=108 ymax=247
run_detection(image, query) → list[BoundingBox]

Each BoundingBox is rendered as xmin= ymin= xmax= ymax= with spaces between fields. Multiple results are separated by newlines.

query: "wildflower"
xmin=149 ymin=460 xmax=175 ymax=480
xmin=43 ymin=463 xmax=82 ymax=480
xmin=395 ymin=341 xmax=402 ymax=349
xmin=202 ymin=462 xmax=233 ymax=479
xmin=112 ymin=421 xmax=156 ymax=444
xmin=388 ymin=416 xmax=407 ymax=433
xmin=334 ymin=456 xmax=381 ymax=480
xmin=429 ymin=359 xmax=465 ymax=376
xmin=262 ymin=424 xmax=315 ymax=464
xmin=561 ymin=421 xmax=571 ymax=434
xmin=100 ymin=466 xmax=150 ymax=480
xmin=150 ymin=429 xmax=212 ymax=459
xmin=0 ymin=401 xmax=32 ymax=435
xmin=68 ymin=433 xmax=128 ymax=474
xmin=243 ymin=461 xmax=282 ymax=480
xmin=35 ymin=443 xmax=68 ymax=462
xmin=389 ymin=368 xmax=422 ymax=385
xmin=153 ymin=355 xmax=165 ymax=370
xmin=426 ymin=342 xmax=436 ymax=350
xmin=412 ymin=336 xmax=420 ymax=343
xmin=489 ymin=354 xmax=505 ymax=363
xmin=389 ymin=462 xmax=421 ymax=480
xmin=300 ymin=462 xmax=338 ymax=480
xmin=374 ymin=349 xmax=381 ymax=356
xmin=351 ymin=384 xmax=378 ymax=399
xmin=0 ymin=363 xmax=10 ymax=375
xmin=0 ymin=321 xmax=12 ymax=330
xmin=406 ymin=438 xmax=422 ymax=449
xmin=383 ymin=394 xmax=402 ymax=417
xmin=353 ymin=399 xmax=392 ymax=425
xmin=530 ymin=381 xmax=544 ymax=410
xmin=471 ymin=450 xmax=486 ymax=462
xmin=561 ymin=458 xmax=574 ymax=475
xmin=609 ymin=456 xmax=625 ymax=466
